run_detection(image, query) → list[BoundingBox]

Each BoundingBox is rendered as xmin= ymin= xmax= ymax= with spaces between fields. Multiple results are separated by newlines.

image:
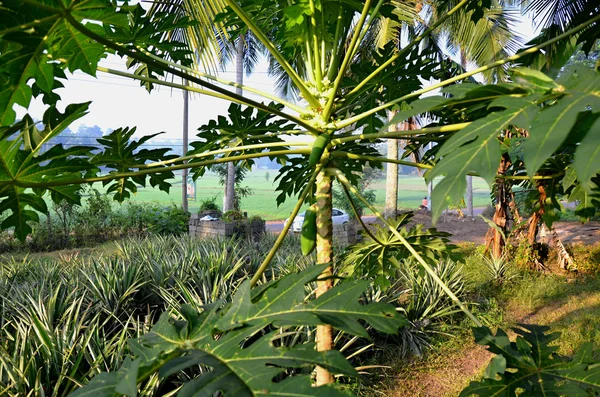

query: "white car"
xmin=287 ymin=208 xmax=350 ymax=233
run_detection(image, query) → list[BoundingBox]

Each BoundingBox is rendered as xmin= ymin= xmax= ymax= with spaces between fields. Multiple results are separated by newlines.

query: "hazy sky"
xmin=14 ymin=11 xmax=537 ymax=143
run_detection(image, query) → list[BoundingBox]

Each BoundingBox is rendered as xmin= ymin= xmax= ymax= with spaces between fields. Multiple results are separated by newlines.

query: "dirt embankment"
xmin=379 ymin=210 xmax=600 ymax=246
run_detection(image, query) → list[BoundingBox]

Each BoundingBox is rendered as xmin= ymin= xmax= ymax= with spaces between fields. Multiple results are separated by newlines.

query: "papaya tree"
xmin=1 ymin=0 xmax=600 ymax=395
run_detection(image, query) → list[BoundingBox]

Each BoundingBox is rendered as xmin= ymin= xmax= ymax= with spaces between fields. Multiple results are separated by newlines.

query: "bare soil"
xmin=371 ymin=210 xmax=600 ymax=246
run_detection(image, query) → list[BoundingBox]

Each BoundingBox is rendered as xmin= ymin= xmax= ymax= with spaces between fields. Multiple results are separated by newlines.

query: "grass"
xmin=94 ymin=170 xmax=492 ymax=220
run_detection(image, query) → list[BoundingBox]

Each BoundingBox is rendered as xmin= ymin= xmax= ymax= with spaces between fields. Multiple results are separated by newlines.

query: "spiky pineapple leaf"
xmin=70 ymin=266 xmax=407 ymax=397
xmin=460 ymin=325 xmax=600 ymax=397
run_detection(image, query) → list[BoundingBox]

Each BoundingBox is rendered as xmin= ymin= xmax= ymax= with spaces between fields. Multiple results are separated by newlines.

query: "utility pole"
xmin=182 ymin=79 xmax=189 ymax=212
xmin=427 ymin=141 xmax=433 ymax=211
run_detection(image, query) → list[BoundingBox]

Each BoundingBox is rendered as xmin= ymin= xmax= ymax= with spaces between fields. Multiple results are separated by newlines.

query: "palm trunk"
xmin=466 ymin=176 xmax=473 ymax=217
xmin=384 ymin=111 xmax=398 ymax=218
xmin=182 ymin=79 xmax=189 ymax=212
xmin=315 ymin=171 xmax=334 ymax=386
xmin=224 ymin=38 xmax=244 ymax=212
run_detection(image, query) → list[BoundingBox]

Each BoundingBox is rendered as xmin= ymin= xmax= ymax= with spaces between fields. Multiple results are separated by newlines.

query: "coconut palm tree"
xmin=381 ymin=0 xmax=522 ymax=218
xmin=148 ymin=1 xmax=265 ymax=212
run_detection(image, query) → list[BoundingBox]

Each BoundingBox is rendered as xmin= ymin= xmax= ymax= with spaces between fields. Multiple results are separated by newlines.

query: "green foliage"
xmin=190 ymin=102 xmax=294 ymax=175
xmin=461 ymin=325 xmax=600 ymax=396
xmin=332 ymin=167 xmax=380 ymax=219
xmin=93 ymin=128 xmax=177 ymax=202
xmin=72 ymin=264 xmax=406 ymax=396
xmin=341 ymin=213 xmax=456 ymax=289
xmin=397 ymin=259 xmax=468 ymax=357
xmin=199 ymin=196 xmax=220 ymax=212
xmin=221 ymin=210 xmax=244 ymax=222
xmin=2 ymin=0 xmax=600 ymax=393
xmin=0 ymin=104 xmax=95 ymax=239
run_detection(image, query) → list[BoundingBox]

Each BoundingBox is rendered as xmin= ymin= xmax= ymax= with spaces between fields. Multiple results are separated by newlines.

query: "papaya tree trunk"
xmin=315 ymin=171 xmax=334 ymax=386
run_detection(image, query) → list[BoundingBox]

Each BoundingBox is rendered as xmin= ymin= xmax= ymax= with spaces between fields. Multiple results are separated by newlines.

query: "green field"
xmin=101 ymin=170 xmax=492 ymax=220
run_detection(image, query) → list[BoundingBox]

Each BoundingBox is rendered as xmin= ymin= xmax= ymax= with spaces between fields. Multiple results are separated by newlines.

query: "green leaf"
xmin=461 ymin=325 xmax=600 ymax=396
xmin=72 ymin=266 xmax=406 ymax=396
xmin=483 ymin=354 xmax=506 ymax=379
xmin=574 ymin=117 xmax=600 ymax=191
xmin=92 ymin=128 xmax=176 ymax=202
xmin=217 ymin=264 xmax=407 ymax=337
xmin=427 ymin=96 xmax=539 ymax=223
xmin=115 ymin=358 xmax=141 ymax=396
xmin=382 ymin=96 xmax=447 ymax=131
xmin=0 ymin=104 xmax=95 ymax=240
xmin=510 ymin=67 xmax=561 ymax=92
xmin=524 ymin=68 xmax=600 ymax=177
xmin=341 ymin=213 xmax=455 ymax=287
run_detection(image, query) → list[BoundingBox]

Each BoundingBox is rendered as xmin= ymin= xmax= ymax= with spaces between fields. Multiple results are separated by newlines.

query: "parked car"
xmin=286 ymin=208 xmax=350 ymax=233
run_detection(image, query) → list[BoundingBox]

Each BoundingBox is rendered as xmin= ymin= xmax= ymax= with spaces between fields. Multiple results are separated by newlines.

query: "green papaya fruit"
xmin=301 ymin=206 xmax=317 ymax=255
xmin=308 ymin=134 xmax=331 ymax=167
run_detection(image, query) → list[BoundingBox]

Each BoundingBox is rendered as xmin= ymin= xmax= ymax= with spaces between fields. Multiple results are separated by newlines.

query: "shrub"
xmin=199 ymin=196 xmax=220 ymax=212
xmin=222 ymin=210 xmax=244 ymax=222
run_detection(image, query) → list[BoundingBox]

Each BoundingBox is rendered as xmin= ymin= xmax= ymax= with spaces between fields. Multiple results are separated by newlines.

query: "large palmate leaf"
xmin=92 ymin=128 xmax=177 ymax=202
xmin=0 ymin=0 xmax=128 ymax=125
xmin=70 ymin=265 xmax=407 ymax=397
xmin=189 ymin=102 xmax=296 ymax=179
xmin=423 ymin=66 xmax=600 ymax=222
xmin=523 ymin=67 xmax=600 ymax=177
xmin=0 ymin=0 xmax=193 ymax=125
xmin=460 ymin=325 xmax=600 ymax=397
xmin=0 ymin=103 xmax=95 ymax=240
xmin=341 ymin=213 xmax=455 ymax=289
xmin=426 ymin=96 xmax=539 ymax=222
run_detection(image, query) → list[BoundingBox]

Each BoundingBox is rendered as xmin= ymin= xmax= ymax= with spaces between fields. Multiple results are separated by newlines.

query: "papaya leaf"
xmin=524 ymin=67 xmax=600 ymax=177
xmin=341 ymin=213 xmax=456 ymax=288
xmin=0 ymin=103 xmax=95 ymax=240
xmin=217 ymin=265 xmax=407 ymax=336
xmin=190 ymin=102 xmax=294 ymax=179
xmin=92 ymin=127 xmax=177 ymax=202
xmin=427 ymin=96 xmax=539 ymax=223
xmin=461 ymin=325 xmax=600 ymax=397
xmin=70 ymin=266 xmax=407 ymax=396
xmin=574 ymin=116 xmax=600 ymax=191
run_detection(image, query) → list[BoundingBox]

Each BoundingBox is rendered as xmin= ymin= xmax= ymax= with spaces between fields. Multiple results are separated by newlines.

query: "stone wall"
xmin=189 ymin=214 xmax=266 ymax=238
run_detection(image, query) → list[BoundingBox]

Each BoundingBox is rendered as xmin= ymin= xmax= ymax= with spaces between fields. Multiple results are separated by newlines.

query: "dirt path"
xmin=383 ymin=276 xmax=600 ymax=397
xmin=378 ymin=216 xmax=600 ymax=397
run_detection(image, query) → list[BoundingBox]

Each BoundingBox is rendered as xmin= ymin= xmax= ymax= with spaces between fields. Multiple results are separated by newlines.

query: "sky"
xmin=14 ymin=9 xmax=538 ymax=143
